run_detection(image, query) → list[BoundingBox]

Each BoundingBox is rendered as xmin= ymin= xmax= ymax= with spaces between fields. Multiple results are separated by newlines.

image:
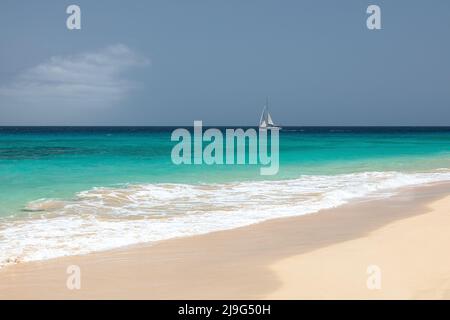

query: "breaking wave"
xmin=1 ymin=170 xmax=450 ymax=267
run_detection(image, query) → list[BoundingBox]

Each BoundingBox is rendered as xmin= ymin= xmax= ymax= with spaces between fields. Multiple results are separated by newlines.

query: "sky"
xmin=0 ymin=0 xmax=450 ymax=126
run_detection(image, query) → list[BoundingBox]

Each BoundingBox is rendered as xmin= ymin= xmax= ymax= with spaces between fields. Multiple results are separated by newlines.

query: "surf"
xmin=1 ymin=170 xmax=450 ymax=268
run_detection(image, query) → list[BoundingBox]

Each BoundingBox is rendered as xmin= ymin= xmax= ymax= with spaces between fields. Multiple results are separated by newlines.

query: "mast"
xmin=259 ymin=96 xmax=274 ymax=128
xmin=266 ymin=96 xmax=274 ymax=126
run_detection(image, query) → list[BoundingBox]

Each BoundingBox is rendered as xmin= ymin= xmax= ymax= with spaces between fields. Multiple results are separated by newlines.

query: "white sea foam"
xmin=1 ymin=170 xmax=450 ymax=267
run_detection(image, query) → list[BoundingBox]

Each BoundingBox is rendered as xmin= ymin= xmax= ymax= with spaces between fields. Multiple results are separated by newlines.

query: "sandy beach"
xmin=0 ymin=183 xmax=450 ymax=299
xmin=2 ymin=0 xmax=450 ymax=304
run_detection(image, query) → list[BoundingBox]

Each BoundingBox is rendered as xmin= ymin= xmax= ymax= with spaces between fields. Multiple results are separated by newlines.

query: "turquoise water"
xmin=1 ymin=127 xmax=450 ymax=217
xmin=1 ymin=126 xmax=450 ymax=265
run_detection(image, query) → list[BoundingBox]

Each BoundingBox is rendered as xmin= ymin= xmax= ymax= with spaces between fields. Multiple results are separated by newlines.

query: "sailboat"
xmin=259 ymin=97 xmax=281 ymax=130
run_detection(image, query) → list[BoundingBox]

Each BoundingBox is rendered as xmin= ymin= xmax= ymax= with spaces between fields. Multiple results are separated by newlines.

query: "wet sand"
xmin=0 ymin=183 xmax=449 ymax=299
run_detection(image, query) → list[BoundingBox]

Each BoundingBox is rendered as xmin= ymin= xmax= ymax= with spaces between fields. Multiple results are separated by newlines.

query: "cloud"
xmin=0 ymin=44 xmax=149 ymax=113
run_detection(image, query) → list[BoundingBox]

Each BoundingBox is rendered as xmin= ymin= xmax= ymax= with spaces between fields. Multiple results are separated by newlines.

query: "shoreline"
xmin=2 ymin=170 xmax=450 ymax=269
xmin=1 ymin=182 xmax=450 ymax=299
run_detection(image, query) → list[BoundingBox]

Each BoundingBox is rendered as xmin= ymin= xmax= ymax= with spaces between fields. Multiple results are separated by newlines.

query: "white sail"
xmin=267 ymin=113 xmax=274 ymax=126
xmin=259 ymin=97 xmax=281 ymax=129
xmin=259 ymin=106 xmax=267 ymax=127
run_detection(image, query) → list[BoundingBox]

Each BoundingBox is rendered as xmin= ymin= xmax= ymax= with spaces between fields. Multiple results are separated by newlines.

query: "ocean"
xmin=1 ymin=126 xmax=450 ymax=266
